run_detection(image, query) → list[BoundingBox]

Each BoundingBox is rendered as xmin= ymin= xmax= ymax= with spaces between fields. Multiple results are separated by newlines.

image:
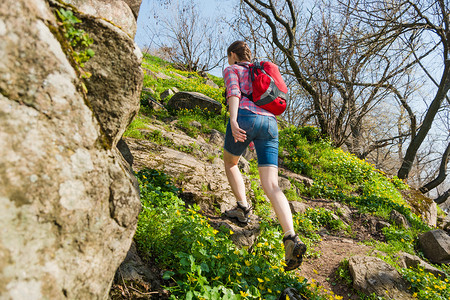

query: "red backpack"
xmin=241 ymin=61 xmax=288 ymax=115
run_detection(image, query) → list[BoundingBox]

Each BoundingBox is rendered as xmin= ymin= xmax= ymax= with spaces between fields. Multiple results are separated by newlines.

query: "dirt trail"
xmin=297 ymin=237 xmax=371 ymax=300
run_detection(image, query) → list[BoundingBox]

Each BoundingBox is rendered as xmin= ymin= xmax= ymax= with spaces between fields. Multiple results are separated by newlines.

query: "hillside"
xmin=110 ymin=54 xmax=450 ymax=300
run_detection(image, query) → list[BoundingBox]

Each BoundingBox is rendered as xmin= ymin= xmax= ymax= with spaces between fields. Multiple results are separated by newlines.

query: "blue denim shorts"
xmin=224 ymin=109 xmax=279 ymax=167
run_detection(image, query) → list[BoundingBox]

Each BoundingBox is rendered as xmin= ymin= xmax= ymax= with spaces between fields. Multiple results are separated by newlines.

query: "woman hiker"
xmin=222 ymin=40 xmax=307 ymax=271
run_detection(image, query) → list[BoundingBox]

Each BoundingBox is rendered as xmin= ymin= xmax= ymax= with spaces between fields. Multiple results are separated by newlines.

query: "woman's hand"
xmin=230 ymin=119 xmax=246 ymax=143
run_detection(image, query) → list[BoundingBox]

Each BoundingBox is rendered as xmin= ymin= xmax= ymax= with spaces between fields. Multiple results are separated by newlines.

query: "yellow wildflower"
xmin=240 ymin=291 xmax=249 ymax=297
xmin=257 ymin=278 xmax=264 ymax=283
xmin=245 ymin=260 xmax=251 ymax=266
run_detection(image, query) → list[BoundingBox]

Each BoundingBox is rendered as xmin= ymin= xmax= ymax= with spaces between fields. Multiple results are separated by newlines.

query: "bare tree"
xmin=240 ymin=0 xmax=423 ymax=158
xmin=146 ymin=0 xmax=226 ymax=72
xmin=419 ymin=141 xmax=450 ymax=193
xmin=344 ymin=0 xmax=450 ymax=179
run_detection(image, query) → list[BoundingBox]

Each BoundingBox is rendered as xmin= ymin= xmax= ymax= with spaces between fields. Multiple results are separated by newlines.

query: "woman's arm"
xmin=228 ymin=96 xmax=247 ymax=143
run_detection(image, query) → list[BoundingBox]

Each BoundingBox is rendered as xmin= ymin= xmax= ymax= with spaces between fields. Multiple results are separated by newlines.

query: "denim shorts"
xmin=224 ymin=108 xmax=279 ymax=167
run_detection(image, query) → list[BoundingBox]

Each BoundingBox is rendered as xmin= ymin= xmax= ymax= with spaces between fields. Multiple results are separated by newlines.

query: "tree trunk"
xmin=419 ymin=141 xmax=450 ymax=193
xmin=398 ymin=63 xmax=450 ymax=179
xmin=435 ymin=189 xmax=450 ymax=205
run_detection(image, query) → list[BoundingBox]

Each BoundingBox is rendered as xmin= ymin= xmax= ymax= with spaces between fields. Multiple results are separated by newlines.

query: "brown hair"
xmin=227 ymin=41 xmax=252 ymax=62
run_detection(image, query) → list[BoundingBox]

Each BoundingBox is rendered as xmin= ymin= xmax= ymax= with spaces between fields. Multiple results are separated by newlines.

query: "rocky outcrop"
xmin=348 ymin=255 xmax=413 ymax=299
xmin=76 ymin=13 xmax=143 ymax=147
xmin=402 ymin=189 xmax=437 ymax=227
xmin=418 ymin=229 xmax=450 ymax=264
xmin=168 ymin=91 xmax=223 ymax=114
xmin=63 ymin=0 xmax=138 ymax=37
xmin=0 ymin=0 xmax=142 ymax=298
xmin=125 ymin=136 xmax=239 ymax=213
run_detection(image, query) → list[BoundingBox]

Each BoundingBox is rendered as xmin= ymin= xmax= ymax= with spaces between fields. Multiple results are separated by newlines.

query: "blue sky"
xmin=134 ymin=0 xmax=235 ymax=77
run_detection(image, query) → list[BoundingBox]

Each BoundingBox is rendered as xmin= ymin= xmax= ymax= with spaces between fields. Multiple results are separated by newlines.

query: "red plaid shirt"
xmin=223 ymin=63 xmax=275 ymax=117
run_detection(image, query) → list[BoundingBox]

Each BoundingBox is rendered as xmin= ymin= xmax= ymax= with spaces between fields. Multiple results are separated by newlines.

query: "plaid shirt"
xmin=223 ymin=63 xmax=275 ymax=117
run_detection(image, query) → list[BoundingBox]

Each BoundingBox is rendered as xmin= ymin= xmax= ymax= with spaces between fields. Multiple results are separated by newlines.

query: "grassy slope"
xmin=124 ymin=54 xmax=450 ymax=300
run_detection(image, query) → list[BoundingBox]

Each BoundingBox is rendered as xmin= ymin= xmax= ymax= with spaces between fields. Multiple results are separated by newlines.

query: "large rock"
xmin=125 ymin=137 xmax=242 ymax=213
xmin=396 ymin=252 xmax=446 ymax=279
xmin=348 ymin=255 xmax=413 ymax=299
xmin=122 ymin=0 xmax=142 ymax=20
xmin=168 ymin=91 xmax=223 ymax=115
xmin=63 ymin=0 xmax=138 ymax=37
xmin=418 ymin=229 xmax=450 ymax=264
xmin=0 ymin=1 xmax=141 ymax=298
xmin=77 ymin=12 xmax=143 ymax=147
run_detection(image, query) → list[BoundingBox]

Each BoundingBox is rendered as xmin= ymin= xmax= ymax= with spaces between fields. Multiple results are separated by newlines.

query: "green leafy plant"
xmin=56 ymin=8 xmax=95 ymax=68
xmin=401 ymin=266 xmax=450 ymax=300
xmin=134 ymin=168 xmax=324 ymax=300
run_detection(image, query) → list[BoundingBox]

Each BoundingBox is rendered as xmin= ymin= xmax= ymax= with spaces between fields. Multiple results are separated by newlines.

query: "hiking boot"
xmin=224 ymin=202 xmax=252 ymax=224
xmin=283 ymin=234 xmax=307 ymax=271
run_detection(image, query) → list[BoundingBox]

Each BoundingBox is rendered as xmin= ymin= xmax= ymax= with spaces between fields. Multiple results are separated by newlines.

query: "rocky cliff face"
xmin=0 ymin=0 xmax=142 ymax=298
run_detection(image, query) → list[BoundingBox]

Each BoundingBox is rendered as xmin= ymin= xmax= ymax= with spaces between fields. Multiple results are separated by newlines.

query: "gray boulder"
xmin=78 ymin=14 xmax=143 ymax=148
xmin=397 ymin=252 xmax=446 ymax=279
xmin=168 ymin=91 xmax=222 ymax=114
xmin=122 ymin=0 xmax=142 ymax=20
xmin=349 ymin=255 xmax=413 ymax=299
xmin=63 ymin=0 xmax=138 ymax=37
xmin=418 ymin=229 xmax=450 ymax=264
xmin=0 ymin=0 xmax=141 ymax=298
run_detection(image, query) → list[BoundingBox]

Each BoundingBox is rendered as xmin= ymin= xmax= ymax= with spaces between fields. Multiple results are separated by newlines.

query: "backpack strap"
xmin=235 ymin=62 xmax=254 ymax=101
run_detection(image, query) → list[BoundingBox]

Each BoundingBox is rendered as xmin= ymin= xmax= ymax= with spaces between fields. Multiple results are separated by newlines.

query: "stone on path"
xmin=349 ymin=255 xmax=413 ymax=299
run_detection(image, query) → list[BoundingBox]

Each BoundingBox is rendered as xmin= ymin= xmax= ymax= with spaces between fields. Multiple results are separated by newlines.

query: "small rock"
xmin=278 ymin=176 xmax=291 ymax=192
xmin=160 ymin=89 xmax=174 ymax=101
xmin=442 ymin=214 xmax=450 ymax=233
xmin=205 ymin=78 xmax=219 ymax=89
xmin=376 ymin=220 xmax=391 ymax=231
xmin=242 ymin=146 xmax=257 ymax=162
xmin=333 ymin=202 xmax=352 ymax=223
xmin=390 ymin=209 xmax=410 ymax=228
xmin=349 ymin=255 xmax=413 ymax=299
xmin=189 ymin=120 xmax=202 ymax=129
xmin=278 ymin=287 xmax=306 ymax=300
xmin=238 ymin=156 xmax=250 ymax=174
xmin=289 ymin=201 xmax=307 ymax=215
xmin=209 ymin=129 xmax=225 ymax=146
xmin=397 ymin=252 xmax=446 ymax=279
xmin=209 ymin=215 xmax=261 ymax=249
xmin=142 ymin=87 xmax=155 ymax=94
xmin=418 ymin=229 xmax=450 ymax=264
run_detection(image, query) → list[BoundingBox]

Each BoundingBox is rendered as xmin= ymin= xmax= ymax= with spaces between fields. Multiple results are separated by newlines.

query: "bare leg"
xmin=223 ymin=150 xmax=248 ymax=206
xmin=258 ymin=166 xmax=294 ymax=234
